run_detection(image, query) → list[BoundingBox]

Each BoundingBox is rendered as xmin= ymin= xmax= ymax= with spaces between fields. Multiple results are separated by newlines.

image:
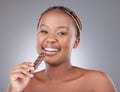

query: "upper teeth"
xmin=44 ymin=47 xmax=58 ymax=51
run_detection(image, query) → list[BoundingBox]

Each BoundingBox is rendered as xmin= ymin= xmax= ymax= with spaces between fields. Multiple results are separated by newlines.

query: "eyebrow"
xmin=39 ymin=24 xmax=48 ymax=28
xmin=39 ymin=24 xmax=69 ymax=30
xmin=57 ymin=26 xmax=69 ymax=30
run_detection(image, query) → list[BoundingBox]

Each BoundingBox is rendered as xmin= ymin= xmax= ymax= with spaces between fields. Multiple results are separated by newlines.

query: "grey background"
xmin=0 ymin=0 xmax=120 ymax=92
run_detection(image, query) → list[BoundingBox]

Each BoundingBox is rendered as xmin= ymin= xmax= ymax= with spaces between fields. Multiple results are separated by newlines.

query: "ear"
xmin=73 ymin=37 xmax=80 ymax=48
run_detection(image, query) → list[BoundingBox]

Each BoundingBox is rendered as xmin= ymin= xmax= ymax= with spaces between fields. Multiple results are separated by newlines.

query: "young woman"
xmin=7 ymin=6 xmax=116 ymax=92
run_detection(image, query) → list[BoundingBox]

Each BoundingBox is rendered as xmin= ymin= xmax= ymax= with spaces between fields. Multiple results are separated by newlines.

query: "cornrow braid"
xmin=37 ymin=6 xmax=82 ymax=37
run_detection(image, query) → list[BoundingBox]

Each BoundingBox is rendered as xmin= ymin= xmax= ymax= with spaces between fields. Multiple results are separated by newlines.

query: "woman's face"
xmin=36 ymin=10 xmax=80 ymax=65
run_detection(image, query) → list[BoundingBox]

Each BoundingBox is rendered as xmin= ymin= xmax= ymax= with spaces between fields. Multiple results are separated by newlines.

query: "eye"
xmin=57 ymin=31 xmax=67 ymax=36
xmin=39 ymin=30 xmax=48 ymax=34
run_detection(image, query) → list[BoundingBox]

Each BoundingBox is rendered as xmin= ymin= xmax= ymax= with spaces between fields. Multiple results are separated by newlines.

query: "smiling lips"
xmin=43 ymin=47 xmax=60 ymax=56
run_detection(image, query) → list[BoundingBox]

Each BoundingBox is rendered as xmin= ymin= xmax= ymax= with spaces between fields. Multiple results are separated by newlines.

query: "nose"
xmin=45 ymin=34 xmax=58 ymax=43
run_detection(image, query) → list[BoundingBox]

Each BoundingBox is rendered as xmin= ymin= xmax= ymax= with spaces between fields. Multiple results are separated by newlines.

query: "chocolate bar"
xmin=33 ymin=53 xmax=46 ymax=69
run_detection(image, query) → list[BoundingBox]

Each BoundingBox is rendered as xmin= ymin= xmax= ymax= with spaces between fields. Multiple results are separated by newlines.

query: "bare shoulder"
xmin=84 ymin=69 xmax=110 ymax=80
xmin=76 ymin=67 xmax=117 ymax=92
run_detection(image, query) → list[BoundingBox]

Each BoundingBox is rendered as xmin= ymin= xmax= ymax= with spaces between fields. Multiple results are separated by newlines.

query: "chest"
xmin=25 ymin=79 xmax=93 ymax=92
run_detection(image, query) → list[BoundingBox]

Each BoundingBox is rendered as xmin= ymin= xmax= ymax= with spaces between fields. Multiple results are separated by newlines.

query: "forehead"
xmin=43 ymin=9 xmax=69 ymax=17
xmin=39 ymin=9 xmax=75 ymax=26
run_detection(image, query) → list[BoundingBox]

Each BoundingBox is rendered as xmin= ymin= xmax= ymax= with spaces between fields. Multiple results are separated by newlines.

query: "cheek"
xmin=36 ymin=34 xmax=44 ymax=44
xmin=36 ymin=35 xmax=44 ymax=52
xmin=61 ymin=37 xmax=74 ymax=49
xmin=36 ymin=35 xmax=40 ymax=45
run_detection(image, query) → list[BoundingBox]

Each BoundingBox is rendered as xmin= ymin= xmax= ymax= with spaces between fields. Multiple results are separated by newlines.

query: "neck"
xmin=44 ymin=61 xmax=73 ymax=81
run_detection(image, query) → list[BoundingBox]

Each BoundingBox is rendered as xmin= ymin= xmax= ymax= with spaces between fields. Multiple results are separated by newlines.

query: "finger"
xmin=12 ymin=64 xmax=35 ymax=74
xmin=15 ymin=62 xmax=34 ymax=69
xmin=10 ymin=72 xmax=31 ymax=82
xmin=11 ymin=63 xmax=34 ymax=74
xmin=11 ymin=67 xmax=34 ymax=78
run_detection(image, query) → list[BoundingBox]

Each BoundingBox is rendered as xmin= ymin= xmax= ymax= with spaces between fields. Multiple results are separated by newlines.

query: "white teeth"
xmin=44 ymin=47 xmax=58 ymax=52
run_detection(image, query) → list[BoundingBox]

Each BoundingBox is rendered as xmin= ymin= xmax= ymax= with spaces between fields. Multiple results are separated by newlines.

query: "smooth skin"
xmin=7 ymin=9 xmax=117 ymax=92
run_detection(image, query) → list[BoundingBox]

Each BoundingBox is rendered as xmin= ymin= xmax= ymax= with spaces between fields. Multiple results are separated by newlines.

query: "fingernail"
xmin=30 ymin=63 xmax=34 ymax=66
xmin=31 ymin=67 xmax=34 ymax=70
xmin=26 ymin=68 xmax=30 ymax=71
xmin=30 ymin=74 xmax=34 ymax=77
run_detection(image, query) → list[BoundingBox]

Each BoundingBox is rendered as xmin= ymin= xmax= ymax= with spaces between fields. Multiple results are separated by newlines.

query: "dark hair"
xmin=37 ymin=6 xmax=82 ymax=38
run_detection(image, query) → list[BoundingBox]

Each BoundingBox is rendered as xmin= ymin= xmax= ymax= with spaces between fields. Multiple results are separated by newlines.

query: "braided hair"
xmin=37 ymin=6 xmax=82 ymax=38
